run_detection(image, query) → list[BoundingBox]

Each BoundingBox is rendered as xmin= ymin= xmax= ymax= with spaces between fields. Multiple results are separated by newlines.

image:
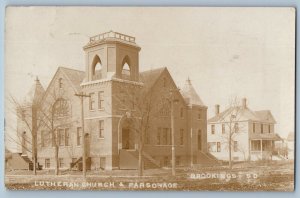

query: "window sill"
xmin=98 ymin=137 xmax=104 ymax=140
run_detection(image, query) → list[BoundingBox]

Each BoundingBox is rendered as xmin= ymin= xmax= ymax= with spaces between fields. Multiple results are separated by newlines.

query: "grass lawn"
xmin=5 ymin=160 xmax=294 ymax=191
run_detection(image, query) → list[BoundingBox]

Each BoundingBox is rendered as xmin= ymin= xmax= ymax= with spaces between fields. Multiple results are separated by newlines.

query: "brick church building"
xmin=17 ymin=31 xmax=216 ymax=171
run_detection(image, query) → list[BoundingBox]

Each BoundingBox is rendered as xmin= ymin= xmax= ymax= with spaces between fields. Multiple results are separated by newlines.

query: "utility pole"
xmin=190 ymin=105 xmax=193 ymax=167
xmin=170 ymin=88 xmax=179 ymax=176
xmin=75 ymin=92 xmax=90 ymax=178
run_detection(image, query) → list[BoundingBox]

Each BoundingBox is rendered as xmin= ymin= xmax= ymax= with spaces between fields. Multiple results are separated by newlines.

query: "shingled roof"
xmin=139 ymin=67 xmax=166 ymax=93
xmin=208 ymin=105 xmax=276 ymax=123
xmin=59 ymin=67 xmax=85 ymax=92
xmin=181 ymin=78 xmax=205 ymax=107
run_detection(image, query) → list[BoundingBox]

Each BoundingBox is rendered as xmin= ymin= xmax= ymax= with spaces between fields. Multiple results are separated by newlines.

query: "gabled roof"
xmin=208 ymin=105 xmax=276 ymax=123
xmin=139 ymin=67 xmax=166 ymax=93
xmin=59 ymin=67 xmax=85 ymax=92
xmin=254 ymin=110 xmax=276 ymax=123
xmin=181 ymin=78 xmax=205 ymax=107
xmin=40 ymin=67 xmax=85 ymax=103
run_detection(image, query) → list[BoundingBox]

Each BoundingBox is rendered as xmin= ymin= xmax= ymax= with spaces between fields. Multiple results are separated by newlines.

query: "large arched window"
xmin=53 ymin=98 xmax=70 ymax=117
xmin=92 ymin=55 xmax=102 ymax=80
xmin=121 ymin=55 xmax=131 ymax=79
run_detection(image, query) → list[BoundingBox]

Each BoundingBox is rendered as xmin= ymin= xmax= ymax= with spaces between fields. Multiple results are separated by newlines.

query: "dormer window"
xmin=59 ymin=78 xmax=63 ymax=89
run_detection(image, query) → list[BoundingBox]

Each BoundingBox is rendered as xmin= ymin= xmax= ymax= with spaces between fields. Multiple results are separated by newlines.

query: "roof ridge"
xmin=140 ymin=67 xmax=166 ymax=74
xmin=58 ymin=66 xmax=84 ymax=73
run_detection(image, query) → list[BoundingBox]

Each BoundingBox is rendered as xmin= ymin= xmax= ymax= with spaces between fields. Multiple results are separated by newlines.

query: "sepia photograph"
xmin=4 ymin=7 xmax=295 ymax=191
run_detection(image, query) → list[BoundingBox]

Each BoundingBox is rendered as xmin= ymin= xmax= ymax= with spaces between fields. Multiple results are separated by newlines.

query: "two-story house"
xmin=207 ymin=98 xmax=280 ymax=161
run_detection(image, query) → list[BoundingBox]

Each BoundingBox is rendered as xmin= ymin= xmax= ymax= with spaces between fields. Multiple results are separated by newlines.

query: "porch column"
xmin=260 ymin=139 xmax=263 ymax=160
xmin=270 ymin=140 xmax=273 ymax=160
xmin=248 ymin=139 xmax=251 ymax=161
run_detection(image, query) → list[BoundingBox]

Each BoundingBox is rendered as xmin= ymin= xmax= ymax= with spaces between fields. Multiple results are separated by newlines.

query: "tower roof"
xmin=23 ymin=77 xmax=45 ymax=106
xmin=181 ymin=78 xmax=205 ymax=106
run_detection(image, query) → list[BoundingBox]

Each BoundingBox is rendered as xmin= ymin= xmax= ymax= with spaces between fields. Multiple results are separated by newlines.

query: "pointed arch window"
xmin=121 ymin=55 xmax=131 ymax=79
xmin=92 ymin=55 xmax=102 ymax=80
xmin=53 ymin=98 xmax=70 ymax=117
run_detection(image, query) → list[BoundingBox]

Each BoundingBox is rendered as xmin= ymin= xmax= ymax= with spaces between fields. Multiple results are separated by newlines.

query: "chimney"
xmin=215 ymin=104 xmax=220 ymax=116
xmin=242 ymin=98 xmax=247 ymax=108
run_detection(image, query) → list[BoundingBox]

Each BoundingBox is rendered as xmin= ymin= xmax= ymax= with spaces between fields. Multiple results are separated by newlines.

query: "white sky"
xmin=5 ymin=7 xmax=295 ymax=151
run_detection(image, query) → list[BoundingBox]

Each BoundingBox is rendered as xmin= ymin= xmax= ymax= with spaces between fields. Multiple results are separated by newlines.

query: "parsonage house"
xmin=16 ymin=31 xmax=217 ymax=171
xmin=207 ymin=98 xmax=282 ymax=161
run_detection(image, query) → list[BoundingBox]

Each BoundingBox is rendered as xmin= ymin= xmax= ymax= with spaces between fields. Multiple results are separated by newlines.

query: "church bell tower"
xmin=83 ymin=31 xmax=141 ymax=82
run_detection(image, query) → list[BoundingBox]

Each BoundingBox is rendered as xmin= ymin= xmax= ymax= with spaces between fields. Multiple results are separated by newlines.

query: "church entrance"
xmin=119 ymin=127 xmax=138 ymax=169
xmin=122 ymin=128 xmax=135 ymax=150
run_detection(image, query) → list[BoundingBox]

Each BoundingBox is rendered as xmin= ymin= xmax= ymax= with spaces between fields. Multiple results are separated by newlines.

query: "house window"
xmin=145 ymin=131 xmax=150 ymax=144
xmin=217 ymin=142 xmax=221 ymax=152
xmin=89 ymin=93 xmax=95 ymax=110
xmin=234 ymin=123 xmax=239 ymax=133
xmin=253 ymin=123 xmax=256 ymax=133
xmin=157 ymin=128 xmax=161 ymax=145
xmin=52 ymin=132 xmax=56 ymax=147
xmin=45 ymin=158 xmax=50 ymax=168
xmin=98 ymin=91 xmax=104 ymax=110
xmin=162 ymin=128 xmax=168 ymax=145
xmin=59 ymin=158 xmax=64 ymax=168
xmin=222 ymin=124 xmax=225 ymax=134
xmin=77 ymin=127 xmax=82 ymax=146
xmin=208 ymin=142 xmax=216 ymax=152
xmin=234 ymin=141 xmax=238 ymax=152
xmin=99 ymin=120 xmax=104 ymax=138
xmin=261 ymin=124 xmax=263 ymax=134
xmin=198 ymin=110 xmax=201 ymax=119
xmin=211 ymin=125 xmax=215 ymax=134
xmin=180 ymin=107 xmax=184 ymax=118
xmin=65 ymin=128 xmax=70 ymax=146
xmin=41 ymin=130 xmax=45 ymax=147
xmin=59 ymin=78 xmax=63 ymax=88
xmin=163 ymin=156 xmax=169 ymax=166
xmin=180 ymin=129 xmax=184 ymax=145
xmin=198 ymin=130 xmax=202 ymax=150
xmin=176 ymin=156 xmax=181 ymax=166
xmin=58 ymin=129 xmax=65 ymax=146
xmin=268 ymin=124 xmax=271 ymax=133
xmin=42 ymin=131 xmax=50 ymax=147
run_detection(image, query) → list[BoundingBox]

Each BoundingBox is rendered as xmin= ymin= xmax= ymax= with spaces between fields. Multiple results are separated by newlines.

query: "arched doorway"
xmin=118 ymin=115 xmax=138 ymax=169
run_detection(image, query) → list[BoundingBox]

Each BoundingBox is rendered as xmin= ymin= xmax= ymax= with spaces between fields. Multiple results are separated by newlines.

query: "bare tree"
xmin=113 ymin=78 xmax=157 ymax=176
xmin=8 ymin=94 xmax=46 ymax=175
xmin=216 ymin=97 xmax=244 ymax=169
xmin=38 ymin=87 xmax=74 ymax=175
